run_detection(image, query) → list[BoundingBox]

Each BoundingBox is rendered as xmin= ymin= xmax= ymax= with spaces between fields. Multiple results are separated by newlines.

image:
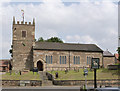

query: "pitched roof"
xmin=103 ymin=50 xmax=114 ymax=57
xmin=33 ymin=42 xmax=103 ymax=52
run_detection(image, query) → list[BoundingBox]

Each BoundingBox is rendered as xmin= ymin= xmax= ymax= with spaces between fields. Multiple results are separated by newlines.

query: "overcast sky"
xmin=0 ymin=0 xmax=118 ymax=59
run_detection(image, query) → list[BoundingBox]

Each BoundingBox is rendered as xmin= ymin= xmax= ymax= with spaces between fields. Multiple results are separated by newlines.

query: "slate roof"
xmin=33 ymin=42 xmax=103 ymax=52
xmin=103 ymin=50 xmax=114 ymax=57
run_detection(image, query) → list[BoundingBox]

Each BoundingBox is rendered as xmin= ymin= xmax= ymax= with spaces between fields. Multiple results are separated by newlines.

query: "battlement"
xmin=13 ymin=16 xmax=35 ymax=25
xmin=16 ymin=21 xmax=33 ymax=25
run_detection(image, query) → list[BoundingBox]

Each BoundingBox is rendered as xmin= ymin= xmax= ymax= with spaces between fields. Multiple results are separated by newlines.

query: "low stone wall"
xmin=1 ymin=80 xmax=42 ymax=86
xmin=53 ymin=79 xmax=120 ymax=87
xmin=107 ymin=65 xmax=120 ymax=70
xmin=1 ymin=79 xmax=120 ymax=87
xmin=46 ymin=67 xmax=84 ymax=71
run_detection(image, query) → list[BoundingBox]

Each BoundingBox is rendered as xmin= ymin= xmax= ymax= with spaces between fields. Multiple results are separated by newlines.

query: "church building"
xmin=12 ymin=17 xmax=104 ymax=71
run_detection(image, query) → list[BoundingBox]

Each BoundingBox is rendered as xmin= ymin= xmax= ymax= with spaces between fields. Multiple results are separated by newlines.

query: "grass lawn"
xmin=1 ymin=69 xmax=119 ymax=80
xmin=1 ymin=71 xmax=41 ymax=80
xmin=48 ymin=68 xmax=119 ymax=80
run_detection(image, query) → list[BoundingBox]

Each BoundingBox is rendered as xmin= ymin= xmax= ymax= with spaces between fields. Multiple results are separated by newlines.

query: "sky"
xmin=0 ymin=0 xmax=118 ymax=59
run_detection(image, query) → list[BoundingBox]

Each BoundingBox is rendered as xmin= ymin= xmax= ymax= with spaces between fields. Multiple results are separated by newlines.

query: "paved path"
xmin=0 ymin=72 xmax=6 ymax=75
xmin=39 ymin=71 xmax=53 ymax=86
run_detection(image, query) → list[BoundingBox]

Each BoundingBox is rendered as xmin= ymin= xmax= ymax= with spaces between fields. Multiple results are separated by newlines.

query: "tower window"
xmin=22 ymin=31 xmax=26 ymax=37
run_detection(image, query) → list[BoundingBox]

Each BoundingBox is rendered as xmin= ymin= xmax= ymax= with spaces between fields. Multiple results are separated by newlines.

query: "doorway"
xmin=37 ymin=61 xmax=43 ymax=71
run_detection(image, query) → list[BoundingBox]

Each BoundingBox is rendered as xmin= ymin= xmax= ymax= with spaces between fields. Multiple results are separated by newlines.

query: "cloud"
xmin=0 ymin=1 xmax=118 ymax=59
xmin=66 ymin=35 xmax=97 ymax=44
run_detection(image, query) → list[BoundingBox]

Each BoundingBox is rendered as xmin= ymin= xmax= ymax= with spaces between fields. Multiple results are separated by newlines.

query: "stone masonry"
xmin=33 ymin=50 xmax=103 ymax=71
xmin=12 ymin=16 xmax=35 ymax=71
xmin=103 ymin=57 xmax=115 ymax=68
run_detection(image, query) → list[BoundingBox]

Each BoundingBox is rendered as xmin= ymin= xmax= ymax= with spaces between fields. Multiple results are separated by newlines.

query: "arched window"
xmin=60 ymin=56 xmax=67 ymax=64
xmin=73 ymin=56 xmax=80 ymax=64
xmin=87 ymin=56 xmax=92 ymax=65
xmin=60 ymin=56 xmax=61 ymax=64
xmin=46 ymin=55 xmax=52 ymax=64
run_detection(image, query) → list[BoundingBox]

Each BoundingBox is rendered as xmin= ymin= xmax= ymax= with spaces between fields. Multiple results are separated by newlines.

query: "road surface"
xmin=2 ymin=86 xmax=83 ymax=91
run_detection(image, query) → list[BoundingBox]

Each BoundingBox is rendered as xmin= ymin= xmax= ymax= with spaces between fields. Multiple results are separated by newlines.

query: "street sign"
xmin=83 ymin=68 xmax=88 ymax=76
xmin=84 ymin=68 xmax=88 ymax=73
xmin=83 ymin=73 xmax=88 ymax=76
xmin=91 ymin=58 xmax=100 ymax=69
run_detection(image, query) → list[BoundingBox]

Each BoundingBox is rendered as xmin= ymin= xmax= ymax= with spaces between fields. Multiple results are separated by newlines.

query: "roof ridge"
xmin=35 ymin=41 xmax=95 ymax=45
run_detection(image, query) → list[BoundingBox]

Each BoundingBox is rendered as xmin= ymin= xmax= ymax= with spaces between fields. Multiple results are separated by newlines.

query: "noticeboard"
xmin=91 ymin=58 xmax=100 ymax=69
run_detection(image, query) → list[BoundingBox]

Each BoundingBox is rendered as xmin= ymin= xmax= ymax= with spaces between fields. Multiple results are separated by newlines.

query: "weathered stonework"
xmin=103 ymin=57 xmax=115 ymax=68
xmin=12 ymin=17 xmax=35 ymax=71
xmin=2 ymin=80 xmax=42 ymax=86
xmin=33 ymin=50 xmax=103 ymax=71
xmin=53 ymin=79 xmax=120 ymax=86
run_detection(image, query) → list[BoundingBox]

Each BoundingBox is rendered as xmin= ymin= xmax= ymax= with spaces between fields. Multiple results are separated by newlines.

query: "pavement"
xmin=1 ymin=86 xmax=120 ymax=91
xmin=0 ymin=72 xmax=6 ymax=75
xmin=1 ymin=86 xmax=82 ymax=91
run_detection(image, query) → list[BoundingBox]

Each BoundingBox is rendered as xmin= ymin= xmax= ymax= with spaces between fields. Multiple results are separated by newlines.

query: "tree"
xmin=35 ymin=39 xmax=37 ymax=42
xmin=117 ymin=47 xmax=120 ymax=62
xmin=38 ymin=37 xmax=44 ymax=42
xmin=46 ymin=37 xmax=63 ymax=43
xmin=37 ymin=37 xmax=64 ymax=43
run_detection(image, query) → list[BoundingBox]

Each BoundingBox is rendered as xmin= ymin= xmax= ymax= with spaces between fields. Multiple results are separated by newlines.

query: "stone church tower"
xmin=12 ymin=16 xmax=35 ymax=71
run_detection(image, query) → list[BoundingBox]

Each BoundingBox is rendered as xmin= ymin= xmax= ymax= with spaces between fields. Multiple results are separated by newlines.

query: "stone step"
xmin=39 ymin=71 xmax=53 ymax=86
xmin=43 ymin=77 xmax=47 ymax=79
xmin=42 ymin=80 xmax=53 ymax=86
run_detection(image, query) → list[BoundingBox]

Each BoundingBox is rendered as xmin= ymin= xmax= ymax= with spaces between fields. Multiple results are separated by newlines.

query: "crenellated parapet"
xmin=13 ymin=16 xmax=35 ymax=26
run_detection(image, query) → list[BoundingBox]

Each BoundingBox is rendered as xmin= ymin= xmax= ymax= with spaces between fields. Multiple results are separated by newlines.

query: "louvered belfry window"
xmin=22 ymin=31 xmax=26 ymax=37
